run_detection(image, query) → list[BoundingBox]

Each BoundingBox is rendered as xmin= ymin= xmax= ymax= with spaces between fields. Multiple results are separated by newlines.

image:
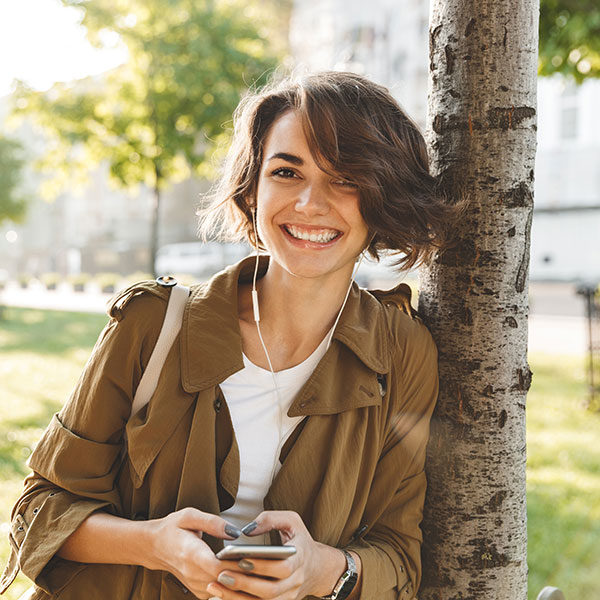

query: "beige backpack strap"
xmin=129 ymin=283 xmax=190 ymax=421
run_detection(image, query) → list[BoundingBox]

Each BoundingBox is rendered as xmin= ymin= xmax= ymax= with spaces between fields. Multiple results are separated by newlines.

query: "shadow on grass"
xmin=0 ymin=397 xmax=63 ymax=479
xmin=0 ymin=307 xmax=108 ymax=356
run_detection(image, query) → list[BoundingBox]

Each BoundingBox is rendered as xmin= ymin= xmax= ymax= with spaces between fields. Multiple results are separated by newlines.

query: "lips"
xmin=283 ymin=224 xmax=342 ymax=244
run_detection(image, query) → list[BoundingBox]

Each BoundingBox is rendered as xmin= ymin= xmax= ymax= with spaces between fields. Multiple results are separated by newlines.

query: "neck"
xmin=265 ymin=262 xmax=353 ymax=332
xmin=239 ymin=258 xmax=356 ymax=370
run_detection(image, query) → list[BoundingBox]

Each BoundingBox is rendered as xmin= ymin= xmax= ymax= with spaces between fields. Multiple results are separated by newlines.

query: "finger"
xmin=213 ymin=569 xmax=297 ymax=598
xmin=176 ymin=507 xmax=242 ymax=539
xmin=226 ymin=557 xmax=297 ymax=580
xmin=244 ymin=511 xmax=304 ymax=537
xmin=205 ymin=581 xmax=257 ymax=600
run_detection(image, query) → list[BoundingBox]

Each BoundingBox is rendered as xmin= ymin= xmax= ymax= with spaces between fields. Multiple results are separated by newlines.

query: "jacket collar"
xmin=180 ymin=255 xmax=393 ymax=394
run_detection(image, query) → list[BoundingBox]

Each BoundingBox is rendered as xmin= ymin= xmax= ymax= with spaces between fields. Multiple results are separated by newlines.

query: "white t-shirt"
xmin=220 ymin=332 xmax=331 ymax=540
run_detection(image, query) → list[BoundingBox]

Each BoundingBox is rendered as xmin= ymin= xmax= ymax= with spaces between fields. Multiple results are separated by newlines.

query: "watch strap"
xmin=321 ymin=550 xmax=358 ymax=600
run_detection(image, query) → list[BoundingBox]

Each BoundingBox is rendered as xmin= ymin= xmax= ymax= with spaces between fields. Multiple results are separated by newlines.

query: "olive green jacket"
xmin=1 ymin=257 xmax=438 ymax=600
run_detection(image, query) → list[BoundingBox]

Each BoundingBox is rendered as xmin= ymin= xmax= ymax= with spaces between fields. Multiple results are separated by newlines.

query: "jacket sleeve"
xmin=0 ymin=283 xmax=167 ymax=595
xmin=346 ymin=314 xmax=439 ymax=600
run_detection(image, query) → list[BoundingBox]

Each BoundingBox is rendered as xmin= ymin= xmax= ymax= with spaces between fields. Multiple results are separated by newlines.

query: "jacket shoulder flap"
xmin=369 ymin=282 xmax=420 ymax=321
xmin=107 ymin=280 xmax=171 ymax=321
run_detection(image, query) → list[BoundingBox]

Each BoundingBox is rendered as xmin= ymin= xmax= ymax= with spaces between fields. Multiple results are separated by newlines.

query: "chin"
xmin=277 ymin=256 xmax=354 ymax=283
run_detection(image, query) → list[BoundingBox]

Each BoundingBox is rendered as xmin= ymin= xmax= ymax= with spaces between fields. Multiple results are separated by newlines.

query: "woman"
xmin=1 ymin=72 xmax=452 ymax=600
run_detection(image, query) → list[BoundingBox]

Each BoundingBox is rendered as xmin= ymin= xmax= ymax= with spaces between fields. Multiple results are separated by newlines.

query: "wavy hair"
xmin=199 ymin=71 xmax=457 ymax=270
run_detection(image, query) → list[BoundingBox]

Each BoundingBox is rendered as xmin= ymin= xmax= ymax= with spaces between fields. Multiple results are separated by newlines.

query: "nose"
xmin=294 ymin=182 xmax=330 ymax=216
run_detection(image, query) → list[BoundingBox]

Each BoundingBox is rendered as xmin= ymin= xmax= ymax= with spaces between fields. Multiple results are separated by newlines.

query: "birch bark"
xmin=419 ymin=1 xmax=539 ymax=598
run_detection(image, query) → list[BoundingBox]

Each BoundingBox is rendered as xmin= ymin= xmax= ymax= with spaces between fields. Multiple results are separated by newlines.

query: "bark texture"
xmin=419 ymin=1 xmax=538 ymax=598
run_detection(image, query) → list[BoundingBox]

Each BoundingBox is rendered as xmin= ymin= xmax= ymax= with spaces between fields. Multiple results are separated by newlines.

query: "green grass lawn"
xmin=526 ymin=353 xmax=600 ymax=599
xmin=0 ymin=307 xmax=599 ymax=599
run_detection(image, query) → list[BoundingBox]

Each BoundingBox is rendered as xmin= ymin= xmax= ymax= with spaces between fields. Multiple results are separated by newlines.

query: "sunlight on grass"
xmin=526 ymin=352 xmax=600 ymax=600
xmin=0 ymin=308 xmax=109 ymax=600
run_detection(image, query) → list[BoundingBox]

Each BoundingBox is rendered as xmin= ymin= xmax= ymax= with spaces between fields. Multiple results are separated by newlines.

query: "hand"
xmin=147 ymin=507 xmax=242 ymax=599
xmin=206 ymin=510 xmax=348 ymax=600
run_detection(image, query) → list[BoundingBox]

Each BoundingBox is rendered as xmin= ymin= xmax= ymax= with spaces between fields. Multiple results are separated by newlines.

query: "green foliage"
xmin=11 ymin=0 xmax=280 ymax=198
xmin=0 ymin=135 xmax=28 ymax=224
xmin=539 ymin=0 xmax=600 ymax=81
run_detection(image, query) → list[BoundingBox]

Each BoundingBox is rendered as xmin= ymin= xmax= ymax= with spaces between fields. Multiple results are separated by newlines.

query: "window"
xmin=560 ymin=106 xmax=578 ymax=140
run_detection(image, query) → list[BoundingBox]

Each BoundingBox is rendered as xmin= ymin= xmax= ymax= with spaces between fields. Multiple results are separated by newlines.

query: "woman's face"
xmin=254 ymin=110 xmax=369 ymax=285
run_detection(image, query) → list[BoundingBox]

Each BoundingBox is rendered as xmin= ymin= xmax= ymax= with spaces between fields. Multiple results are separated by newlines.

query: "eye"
xmin=271 ymin=167 xmax=298 ymax=179
xmin=333 ymin=178 xmax=359 ymax=189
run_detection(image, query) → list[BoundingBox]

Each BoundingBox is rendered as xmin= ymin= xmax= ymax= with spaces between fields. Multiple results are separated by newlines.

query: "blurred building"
xmin=290 ymin=0 xmax=429 ymax=129
xmin=533 ymin=77 xmax=600 ymax=281
xmin=290 ymin=0 xmax=600 ymax=282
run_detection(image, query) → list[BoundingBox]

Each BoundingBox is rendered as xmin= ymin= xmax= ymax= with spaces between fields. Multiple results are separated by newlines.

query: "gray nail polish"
xmin=224 ymin=524 xmax=242 ymax=538
xmin=217 ymin=573 xmax=236 ymax=587
xmin=238 ymin=559 xmax=254 ymax=571
xmin=241 ymin=521 xmax=257 ymax=535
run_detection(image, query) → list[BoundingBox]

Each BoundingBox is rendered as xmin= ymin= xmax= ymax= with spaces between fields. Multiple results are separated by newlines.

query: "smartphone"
xmin=216 ymin=544 xmax=297 ymax=560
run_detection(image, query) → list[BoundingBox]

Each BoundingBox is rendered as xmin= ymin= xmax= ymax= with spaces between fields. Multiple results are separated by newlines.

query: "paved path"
xmin=528 ymin=314 xmax=587 ymax=356
xmin=1 ymin=284 xmax=111 ymax=314
xmin=0 ymin=281 xmax=590 ymax=356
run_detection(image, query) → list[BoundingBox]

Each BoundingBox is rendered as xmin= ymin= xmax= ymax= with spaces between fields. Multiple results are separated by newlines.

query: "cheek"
xmin=255 ymin=212 xmax=276 ymax=250
xmin=347 ymin=203 xmax=368 ymax=236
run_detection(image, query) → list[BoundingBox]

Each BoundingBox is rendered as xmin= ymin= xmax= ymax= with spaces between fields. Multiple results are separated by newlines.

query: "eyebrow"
xmin=266 ymin=152 xmax=304 ymax=165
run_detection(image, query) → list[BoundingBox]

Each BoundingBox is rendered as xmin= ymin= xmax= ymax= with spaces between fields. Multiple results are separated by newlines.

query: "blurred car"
xmin=155 ymin=242 xmax=250 ymax=279
xmin=355 ymin=253 xmax=411 ymax=289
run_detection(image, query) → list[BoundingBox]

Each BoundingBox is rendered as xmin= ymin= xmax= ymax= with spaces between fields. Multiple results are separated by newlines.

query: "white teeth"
xmin=287 ymin=225 xmax=338 ymax=243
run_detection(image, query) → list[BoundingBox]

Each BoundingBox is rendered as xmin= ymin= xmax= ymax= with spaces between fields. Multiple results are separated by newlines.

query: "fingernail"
xmin=217 ymin=573 xmax=236 ymax=587
xmin=224 ymin=523 xmax=242 ymax=538
xmin=238 ymin=559 xmax=254 ymax=571
xmin=241 ymin=521 xmax=257 ymax=535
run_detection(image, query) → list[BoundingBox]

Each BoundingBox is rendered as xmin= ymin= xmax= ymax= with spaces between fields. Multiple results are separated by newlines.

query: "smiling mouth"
xmin=283 ymin=225 xmax=342 ymax=244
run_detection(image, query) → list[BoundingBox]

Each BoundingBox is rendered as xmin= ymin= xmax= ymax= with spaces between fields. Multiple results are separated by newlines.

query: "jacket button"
xmin=32 ymin=508 xmax=39 ymax=515
xmin=352 ymin=524 xmax=368 ymax=540
xmin=214 ymin=397 xmax=222 ymax=412
xmin=156 ymin=275 xmax=177 ymax=287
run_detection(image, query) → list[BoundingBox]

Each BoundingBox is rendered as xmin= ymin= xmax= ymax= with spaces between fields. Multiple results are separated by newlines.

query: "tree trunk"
xmin=419 ymin=1 xmax=538 ymax=599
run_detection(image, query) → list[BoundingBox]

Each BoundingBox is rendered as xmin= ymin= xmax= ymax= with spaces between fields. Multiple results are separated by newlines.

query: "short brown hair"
xmin=200 ymin=71 xmax=455 ymax=270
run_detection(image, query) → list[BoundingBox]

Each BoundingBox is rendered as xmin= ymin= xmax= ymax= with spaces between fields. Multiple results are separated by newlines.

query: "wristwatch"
xmin=321 ymin=550 xmax=358 ymax=600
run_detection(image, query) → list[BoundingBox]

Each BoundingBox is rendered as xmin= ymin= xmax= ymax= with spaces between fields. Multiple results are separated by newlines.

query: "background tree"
xmin=539 ymin=0 xmax=600 ymax=80
xmin=0 ymin=135 xmax=28 ymax=225
xmin=12 ymin=0 xmax=280 ymax=276
xmin=419 ymin=0 xmax=538 ymax=598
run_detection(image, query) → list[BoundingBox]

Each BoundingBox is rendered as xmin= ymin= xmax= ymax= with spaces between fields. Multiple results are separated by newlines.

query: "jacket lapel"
xmin=178 ymin=255 xmax=400 ymax=407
